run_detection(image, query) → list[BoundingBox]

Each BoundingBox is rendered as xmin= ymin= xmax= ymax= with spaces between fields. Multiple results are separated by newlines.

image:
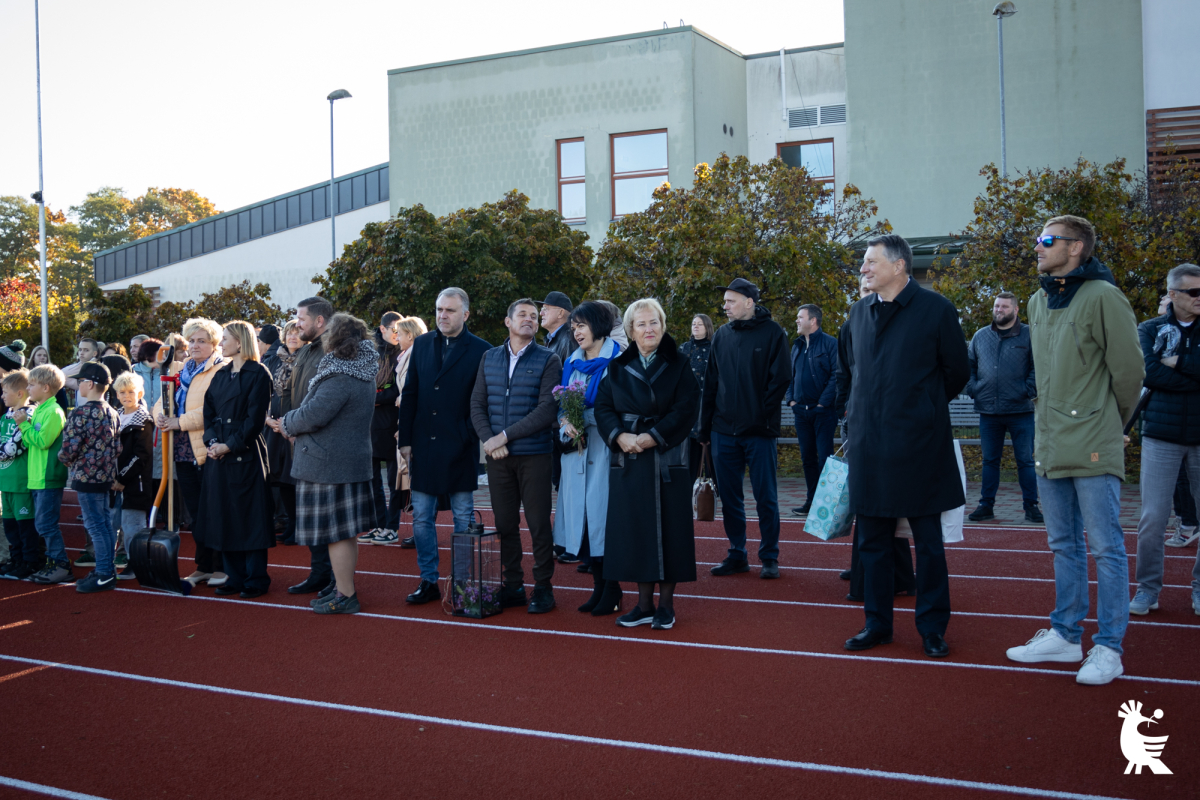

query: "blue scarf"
xmin=175 ymin=354 xmax=223 ymax=413
xmin=561 ymin=340 xmax=621 ymax=408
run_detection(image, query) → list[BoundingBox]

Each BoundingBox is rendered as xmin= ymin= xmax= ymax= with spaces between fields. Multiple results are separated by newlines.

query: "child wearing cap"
xmin=57 ymin=361 xmax=122 ymax=593
xmin=111 ymin=371 xmax=154 ymax=578
xmin=1 ymin=369 xmax=41 ymax=580
xmin=16 ymin=364 xmax=71 ymax=584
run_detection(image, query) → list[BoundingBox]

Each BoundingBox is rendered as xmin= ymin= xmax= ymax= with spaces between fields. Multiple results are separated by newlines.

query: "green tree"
xmin=932 ymin=156 xmax=1200 ymax=333
xmin=317 ymin=190 xmax=593 ymax=344
xmin=0 ymin=277 xmax=81 ymax=365
xmin=194 ymin=280 xmax=287 ymax=326
xmin=1 ymin=195 xmax=95 ymax=314
xmin=590 ymin=155 xmax=888 ymax=336
xmin=0 ymin=196 xmax=40 ymax=281
xmin=77 ymin=283 xmax=161 ymax=346
xmin=71 ymin=187 xmax=134 ymax=253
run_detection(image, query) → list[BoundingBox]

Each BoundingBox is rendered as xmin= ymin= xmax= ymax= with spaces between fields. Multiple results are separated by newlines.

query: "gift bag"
xmin=896 ymin=440 xmax=966 ymax=544
xmin=693 ymin=443 xmax=716 ymax=521
xmin=803 ymin=451 xmax=853 ymax=541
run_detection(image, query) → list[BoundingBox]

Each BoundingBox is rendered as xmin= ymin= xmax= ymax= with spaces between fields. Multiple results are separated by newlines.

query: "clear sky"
xmin=0 ymin=0 xmax=844 ymax=216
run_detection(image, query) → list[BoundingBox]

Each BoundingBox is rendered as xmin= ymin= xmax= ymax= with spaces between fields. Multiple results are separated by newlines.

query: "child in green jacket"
xmin=16 ymin=364 xmax=72 ymax=585
xmin=1 ymin=369 xmax=41 ymax=580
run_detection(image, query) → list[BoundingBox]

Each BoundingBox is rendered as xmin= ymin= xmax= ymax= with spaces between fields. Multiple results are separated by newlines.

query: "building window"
xmin=611 ymin=130 xmax=668 ymax=218
xmin=779 ymin=140 xmax=835 ymax=212
xmin=557 ymin=138 xmax=586 ymax=223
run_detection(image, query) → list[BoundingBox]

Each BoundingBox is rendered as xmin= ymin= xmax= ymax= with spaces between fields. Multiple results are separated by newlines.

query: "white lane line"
xmin=0 ymin=776 xmax=112 ymax=800
xmin=690 ymin=537 xmax=1200 ymax=561
xmin=0 ymin=653 xmax=1140 ymax=800
xmin=104 ymin=588 xmax=1200 ymax=687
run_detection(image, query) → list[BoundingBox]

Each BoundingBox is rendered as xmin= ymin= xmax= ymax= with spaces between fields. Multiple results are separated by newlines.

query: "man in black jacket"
xmin=538 ymin=292 xmax=575 ymax=365
xmin=786 ymin=304 xmax=839 ymax=516
xmin=699 ymin=278 xmax=792 ymax=579
xmin=1131 ymin=263 xmax=1200 ymax=619
xmin=836 ymin=235 xmax=969 ymax=658
xmin=965 ymin=292 xmax=1042 ymax=523
xmin=398 ymin=288 xmax=492 ymax=606
xmin=470 ymin=298 xmax=562 ymax=614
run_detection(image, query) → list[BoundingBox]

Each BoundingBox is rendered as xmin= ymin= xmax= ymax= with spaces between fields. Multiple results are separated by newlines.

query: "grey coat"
xmin=282 ymin=342 xmax=376 ymax=485
xmin=966 ymin=323 xmax=1036 ymax=416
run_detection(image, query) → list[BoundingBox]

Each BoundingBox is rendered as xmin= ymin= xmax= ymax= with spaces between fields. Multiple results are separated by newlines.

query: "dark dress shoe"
xmin=239 ymin=587 xmax=268 ymax=599
xmin=710 ymin=557 xmax=750 ymax=576
xmin=844 ymin=627 xmax=893 ymax=651
xmin=759 ymin=559 xmax=780 ymax=579
xmin=845 ymin=593 xmax=863 ymax=603
xmin=400 ymin=536 xmax=416 ymax=549
xmin=405 ymin=580 xmax=440 ymax=605
xmin=839 ymin=569 xmax=851 ymax=581
xmin=576 ymin=563 xmax=592 ymax=574
xmin=279 ymin=537 xmax=297 ymax=546
xmin=500 ymin=585 xmax=528 ymax=608
xmin=214 ymin=585 xmax=242 ymax=596
xmin=287 ymin=575 xmax=331 ymax=595
xmin=527 ymin=586 xmax=556 ymax=614
xmin=922 ymin=632 xmax=950 ymax=658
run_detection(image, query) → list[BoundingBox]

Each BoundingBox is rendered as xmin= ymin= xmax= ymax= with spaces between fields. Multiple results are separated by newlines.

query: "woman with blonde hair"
xmin=194 ymin=320 xmax=276 ymax=597
xmin=391 ymin=316 xmax=427 ymax=548
xmin=153 ymin=317 xmax=228 ymax=587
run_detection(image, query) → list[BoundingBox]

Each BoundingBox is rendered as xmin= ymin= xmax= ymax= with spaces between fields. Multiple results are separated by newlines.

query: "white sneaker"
xmin=358 ymin=528 xmax=381 ymax=544
xmin=1165 ymin=525 xmax=1199 ymax=547
xmin=1076 ymin=644 xmax=1123 ymax=685
xmin=1193 ymin=593 xmax=1200 ymax=616
xmin=1006 ymin=628 xmax=1083 ymax=663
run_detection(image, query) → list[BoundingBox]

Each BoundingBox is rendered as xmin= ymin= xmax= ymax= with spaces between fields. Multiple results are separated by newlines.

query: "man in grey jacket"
xmin=965 ymin=292 xmax=1042 ymax=523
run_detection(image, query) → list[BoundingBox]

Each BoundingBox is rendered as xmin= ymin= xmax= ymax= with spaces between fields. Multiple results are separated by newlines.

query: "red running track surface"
xmin=0 ymin=513 xmax=1196 ymax=800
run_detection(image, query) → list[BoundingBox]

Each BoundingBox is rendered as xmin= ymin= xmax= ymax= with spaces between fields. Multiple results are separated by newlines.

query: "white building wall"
xmin=745 ymin=46 xmax=847 ymax=193
xmin=1143 ymin=0 xmax=1200 ymax=110
xmin=101 ymin=203 xmax=389 ymax=312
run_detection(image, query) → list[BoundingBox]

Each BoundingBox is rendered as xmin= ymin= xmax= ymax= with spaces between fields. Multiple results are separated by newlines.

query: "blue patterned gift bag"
xmin=803 ymin=453 xmax=853 ymax=541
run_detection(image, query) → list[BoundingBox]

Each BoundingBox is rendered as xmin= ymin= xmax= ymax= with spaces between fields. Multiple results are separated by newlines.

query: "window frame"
xmin=776 ymin=138 xmax=836 ymax=183
xmin=556 ymin=137 xmax=586 ymax=224
xmin=610 ymin=128 xmax=669 ymax=220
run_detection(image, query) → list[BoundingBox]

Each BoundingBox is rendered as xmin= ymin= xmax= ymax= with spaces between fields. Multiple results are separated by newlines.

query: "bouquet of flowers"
xmin=552 ymin=380 xmax=588 ymax=454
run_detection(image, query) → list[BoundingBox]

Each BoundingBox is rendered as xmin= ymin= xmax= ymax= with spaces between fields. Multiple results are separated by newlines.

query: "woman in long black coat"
xmin=595 ymin=298 xmax=700 ymax=631
xmin=196 ymin=320 xmax=275 ymax=598
xmin=264 ymin=321 xmax=301 ymax=544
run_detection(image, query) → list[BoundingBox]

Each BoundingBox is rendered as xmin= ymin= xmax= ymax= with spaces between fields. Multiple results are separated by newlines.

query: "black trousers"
xmin=370 ymin=458 xmax=402 ymax=530
xmin=849 ymin=521 xmax=915 ymax=598
xmin=276 ymin=483 xmax=297 ymax=540
xmin=222 ymin=549 xmax=270 ymax=592
xmin=487 ymin=452 xmax=555 ymax=588
xmin=857 ymin=513 xmax=950 ymax=636
xmin=176 ymin=461 xmax=222 ymax=574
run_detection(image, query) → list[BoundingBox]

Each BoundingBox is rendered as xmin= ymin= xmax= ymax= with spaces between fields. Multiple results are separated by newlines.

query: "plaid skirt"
xmin=294 ymin=480 xmax=375 ymax=546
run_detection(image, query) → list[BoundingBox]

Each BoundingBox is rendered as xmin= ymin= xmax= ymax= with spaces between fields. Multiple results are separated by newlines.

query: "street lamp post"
xmin=993 ymin=2 xmax=1017 ymax=177
xmin=327 ymin=89 xmax=351 ymax=264
xmin=34 ymin=0 xmax=48 ymax=353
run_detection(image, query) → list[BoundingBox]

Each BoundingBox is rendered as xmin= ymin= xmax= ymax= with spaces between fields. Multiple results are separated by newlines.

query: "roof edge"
xmin=387 ymin=25 xmax=743 ymax=76
xmin=93 ymin=161 xmax=389 ymax=258
xmin=743 ymin=42 xmax=845 ymax=60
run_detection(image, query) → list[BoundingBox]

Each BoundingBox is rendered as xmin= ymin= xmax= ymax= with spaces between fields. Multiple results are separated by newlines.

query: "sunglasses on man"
xmin=1034 ymin=235 xmax=1080 ymax=248
xmin=1170 ymin=287 xmax=1200 ymax=298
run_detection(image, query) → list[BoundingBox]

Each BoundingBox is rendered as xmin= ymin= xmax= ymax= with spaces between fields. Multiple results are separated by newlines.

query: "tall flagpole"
xmin=35 ymin=0 xmax=49 ymax=352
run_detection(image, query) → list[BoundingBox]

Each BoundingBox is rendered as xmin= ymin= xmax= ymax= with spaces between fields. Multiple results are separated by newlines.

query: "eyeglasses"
xmin=1034 ymin=235 xmax=1080 ymax=248
xmin=1170 ymin=287 xmax=1200 ymax=298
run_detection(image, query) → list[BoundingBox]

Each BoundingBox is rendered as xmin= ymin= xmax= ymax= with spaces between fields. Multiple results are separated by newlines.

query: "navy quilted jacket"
xmin=966 ymin=323 xmax=1036 ymax=415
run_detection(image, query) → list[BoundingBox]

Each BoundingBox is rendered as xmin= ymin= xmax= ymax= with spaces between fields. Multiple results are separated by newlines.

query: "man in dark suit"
xmin=835 ymin=234 xmax=969 ymax=658
xmin=397 ymin=287 xmax=491 ymax=605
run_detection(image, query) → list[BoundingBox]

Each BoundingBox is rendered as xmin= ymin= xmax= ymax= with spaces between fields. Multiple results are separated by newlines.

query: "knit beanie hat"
xmin=0 ymin=340 xmax=27 ymax=372
xmin=257 ymin=324 xmax=280 ymax=345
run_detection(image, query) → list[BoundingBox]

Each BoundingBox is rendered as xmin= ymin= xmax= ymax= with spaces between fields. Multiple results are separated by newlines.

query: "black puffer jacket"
xmin=966 ymin=322 xmax=1036 ymax=415
xmin=1139 ymin=305 xmax=1200 ymax=445
xmin=699 ymin=305 xmax=792 ymax=439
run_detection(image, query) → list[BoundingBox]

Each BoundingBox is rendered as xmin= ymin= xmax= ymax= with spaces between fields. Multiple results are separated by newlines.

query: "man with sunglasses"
xmin=1007 ymin=215 xmax=1143 ymax=685
xmin=1130 ymin=263 xmax=1200 ymax=621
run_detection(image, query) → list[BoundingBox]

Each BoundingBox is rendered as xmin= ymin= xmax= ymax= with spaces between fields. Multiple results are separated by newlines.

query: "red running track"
xmin=0 ymin=513 xmax=1196 ymax=800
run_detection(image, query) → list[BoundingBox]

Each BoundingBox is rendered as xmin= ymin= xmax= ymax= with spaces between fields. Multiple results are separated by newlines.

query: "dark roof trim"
xmin=387 ymin=26 xmax=743 ymax=76
xmin=743 ymin=43 xmax=845 ymax=60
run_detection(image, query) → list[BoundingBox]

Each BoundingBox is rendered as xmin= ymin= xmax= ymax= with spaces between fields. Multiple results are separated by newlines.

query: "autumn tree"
xmin=317 ymin=190 xmax=593 ymax=344
xmin=590 ymin=154 xmax=889 ymax=336
xmin=77 ymin=283 xmax=160 ymax=347
xmin=0 ymin=277 xmax=81 ymax=365
xmin=932 ymin=157 xmax=1200 ymax=333
xmin=127 ymin=188 xmax=220 ymax=240
xmin=194 ymin=280 xmax=288 ymax=327
xmin=0 ymin=195 xmax=93 ymax=313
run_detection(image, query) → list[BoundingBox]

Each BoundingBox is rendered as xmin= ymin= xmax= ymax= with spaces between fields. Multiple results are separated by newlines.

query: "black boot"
xmin=591 ymin=579 xmax=622 ymax=616
xmin=578 ymin=569 xmax=605 ymax=613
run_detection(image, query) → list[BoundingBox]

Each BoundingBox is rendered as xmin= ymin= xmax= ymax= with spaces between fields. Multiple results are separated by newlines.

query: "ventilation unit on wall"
xmin=788 ymin=107 xmax=819 ymax=128
xmin=820 ymin=104 xmax=847 ymax=125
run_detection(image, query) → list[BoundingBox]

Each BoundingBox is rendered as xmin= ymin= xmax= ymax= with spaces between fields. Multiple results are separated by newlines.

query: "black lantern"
xmin=451 ymin=514 xmax=502 ymax=619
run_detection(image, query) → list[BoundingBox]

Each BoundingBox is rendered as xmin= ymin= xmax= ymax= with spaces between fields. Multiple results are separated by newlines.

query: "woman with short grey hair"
xmin=282 ymin=312 xmax=377 ymax=614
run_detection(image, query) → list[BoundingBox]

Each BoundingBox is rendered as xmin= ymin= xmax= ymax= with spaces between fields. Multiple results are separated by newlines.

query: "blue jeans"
xmin=410 ymin=490 xmax=473 ymax=583
xmin=978 ymin=412 xmax=1038 ymax=507
xmin=30 ymin=488 xmax=68 ymax=568
xmin=77 ymin=490 xmax=117 ymax=577
xmin=793 ymin=405 xmax=836 ymax=505
xmin=711 ymin=431 xmax=780 ymax=562
xmin=1037 ymin=473 xmax=1129 ymax=654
